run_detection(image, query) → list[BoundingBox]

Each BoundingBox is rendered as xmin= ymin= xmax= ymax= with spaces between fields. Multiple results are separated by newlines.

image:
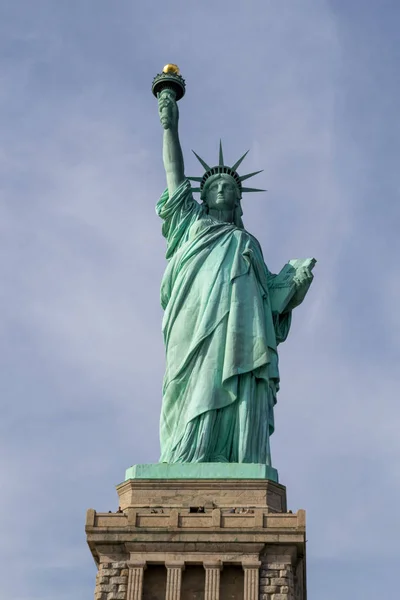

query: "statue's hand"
xmin=290 ymin=267 xmax=314 ymax=309
xmin=158 ymin=90 xmax=179 ymax=132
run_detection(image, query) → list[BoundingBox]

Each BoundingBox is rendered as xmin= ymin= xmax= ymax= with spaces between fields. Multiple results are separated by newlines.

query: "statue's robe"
xmin=156 ymin=179 xmax=291 ymax=464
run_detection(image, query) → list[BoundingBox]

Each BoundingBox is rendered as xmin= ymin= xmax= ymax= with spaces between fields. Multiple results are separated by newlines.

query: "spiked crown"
xmin=189 ymin=141 xmax=265 ymax=197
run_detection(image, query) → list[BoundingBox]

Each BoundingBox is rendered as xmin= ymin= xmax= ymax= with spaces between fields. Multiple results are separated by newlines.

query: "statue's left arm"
xmin=267 ymin=266 xmax=314 ymax=344
xmin=285 ymin=266 xmax=314 ymax=312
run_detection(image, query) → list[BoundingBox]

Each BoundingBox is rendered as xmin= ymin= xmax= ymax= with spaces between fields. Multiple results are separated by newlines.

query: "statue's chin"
xmin=209 ymin=199 xmax=234 ymax=211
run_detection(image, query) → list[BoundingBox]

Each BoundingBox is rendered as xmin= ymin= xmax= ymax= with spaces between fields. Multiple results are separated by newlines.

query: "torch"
xmin=152 ymin=64 xmax=186 ymax=101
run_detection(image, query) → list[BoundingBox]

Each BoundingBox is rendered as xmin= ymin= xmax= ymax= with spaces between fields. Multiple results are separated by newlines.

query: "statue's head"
xmin=202 ymin=173 xmax=244 ymax=227
xmin=202 ymin=173 xmax=241 ymax=210
xmin=189 ymin=141 xmax=265 ymax=228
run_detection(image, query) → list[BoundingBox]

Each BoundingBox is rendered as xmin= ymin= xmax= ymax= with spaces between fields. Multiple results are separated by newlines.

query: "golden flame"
xmin=162 ymin=64 xmax=180 ymax=75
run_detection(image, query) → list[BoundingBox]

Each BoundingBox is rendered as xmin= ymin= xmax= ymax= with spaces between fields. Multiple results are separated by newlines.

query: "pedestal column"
xmin=204 ymin=562 xmax=222 ymax=600
xmin=165 ymin=562 xmax=184 ymax=600
xmin=242 ymin=561 xmax=261 ymax=600
xmin=127 ymin=562 xmax=146 ymax=600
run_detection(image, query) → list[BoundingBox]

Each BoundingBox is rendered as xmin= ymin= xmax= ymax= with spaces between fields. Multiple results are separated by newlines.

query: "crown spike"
xmin=188 ymin=176 xmax=203 ymax=182
xmin=191 ymin=187 xmax=201 ymax=193
xmin=241 ymin=187 xmax=266 ymax=193
xmin=239 ymin=169 xmax=264 ymax=182
xmin=219 ymin=140 xmax=224 ymax=167
xmin=192 ymin=150 xmax=211 ymax=171
xmin=231 ymin=150 xmax=250 ymax=172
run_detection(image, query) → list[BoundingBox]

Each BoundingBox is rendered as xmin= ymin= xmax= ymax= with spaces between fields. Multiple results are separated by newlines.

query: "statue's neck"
xmin=208 ymin=208 xmax=235 ymax=224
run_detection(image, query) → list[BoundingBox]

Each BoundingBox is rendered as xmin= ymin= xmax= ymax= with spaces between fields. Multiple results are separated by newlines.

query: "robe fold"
xmin=156 ymin=179 xmax=291 ymax=464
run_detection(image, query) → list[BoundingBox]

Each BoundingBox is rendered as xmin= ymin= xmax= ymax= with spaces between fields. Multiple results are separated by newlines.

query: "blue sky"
xmin=1 ymin=1 xmax=399 ymax=598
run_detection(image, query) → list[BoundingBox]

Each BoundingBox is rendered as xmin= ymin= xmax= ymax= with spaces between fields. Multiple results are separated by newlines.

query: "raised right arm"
xmin=158 ymin=90 xmax=185 ymax=196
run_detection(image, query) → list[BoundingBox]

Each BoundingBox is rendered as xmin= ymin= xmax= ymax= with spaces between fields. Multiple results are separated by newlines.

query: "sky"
xmin=1 ymin=1 xmax=399 ymax=598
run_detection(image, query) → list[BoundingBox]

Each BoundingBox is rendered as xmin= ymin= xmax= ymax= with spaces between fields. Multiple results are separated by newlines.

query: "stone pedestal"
xmin=86 ymin=477 xmax=306 ymax=600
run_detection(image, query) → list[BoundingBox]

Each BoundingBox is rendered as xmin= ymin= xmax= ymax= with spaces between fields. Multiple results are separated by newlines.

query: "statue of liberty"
xmin=153 ymin=66 xmax=315 ymax=467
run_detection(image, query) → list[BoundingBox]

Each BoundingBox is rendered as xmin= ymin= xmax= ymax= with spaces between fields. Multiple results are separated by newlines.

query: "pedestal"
xmin=86 ymin=476 xmax=307 ymax=599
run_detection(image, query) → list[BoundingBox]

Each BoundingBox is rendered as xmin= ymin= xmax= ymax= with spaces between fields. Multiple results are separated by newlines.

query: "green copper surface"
xmin=125 ymin=463 xmax=278 ymax=482
xmin=190 ymin=141 xmax=264 ymax=196
xmin=153 ymin=70 xmax=315 ymax=469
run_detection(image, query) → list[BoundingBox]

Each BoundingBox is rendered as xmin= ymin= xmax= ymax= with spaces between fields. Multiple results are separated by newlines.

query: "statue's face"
xmin=204 ymin=174 xmax=238 ymax=210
